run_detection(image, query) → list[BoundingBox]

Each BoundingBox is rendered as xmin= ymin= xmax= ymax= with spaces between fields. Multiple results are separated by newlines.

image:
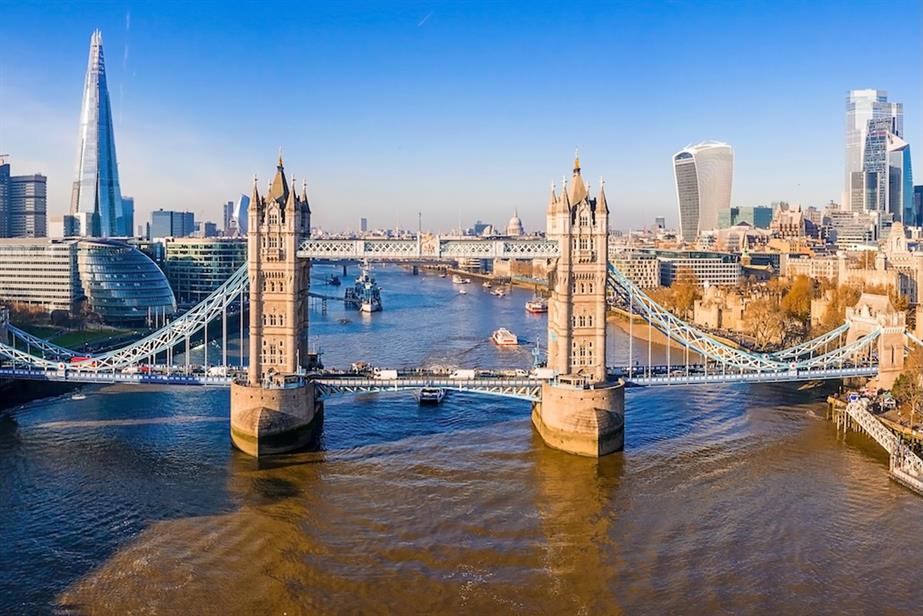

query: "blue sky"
xmin=0 ymin=0 xmax=920 ymax=232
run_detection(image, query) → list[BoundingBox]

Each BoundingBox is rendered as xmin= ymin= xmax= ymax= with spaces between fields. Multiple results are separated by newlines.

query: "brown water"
xmin=3 ymin=266 xmax=922 ymax=613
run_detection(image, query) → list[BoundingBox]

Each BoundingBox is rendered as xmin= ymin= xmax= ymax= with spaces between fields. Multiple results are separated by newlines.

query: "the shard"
xmin=70 ymin=30 xmax=126 ymax=237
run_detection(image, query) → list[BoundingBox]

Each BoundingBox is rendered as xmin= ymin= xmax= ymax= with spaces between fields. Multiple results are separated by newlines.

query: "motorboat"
xmin=415 ymin=387 xmax=446 ymax=405
xmin=492 ymin=288 xmax=507 ymax=297
xmin=525 ymin=297 xmax=548 ymax=314
xmin=451 ymin=274 xmax=464 ymax=283
xmin=491 ymin=328 xmax=519 ymax=346
xmin=482 ymin=281 xmax=493 ymax=289
xmin=70 ymin=393 xmax=87 ymax=401
xmin=459 ymin=289 xmax=468 ymax=295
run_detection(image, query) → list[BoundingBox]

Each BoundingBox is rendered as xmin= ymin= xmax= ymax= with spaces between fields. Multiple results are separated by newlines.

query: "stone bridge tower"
xmin=246 ymin=156 xmax=312 ymax=384
xmin=532 ymin=156 xmax=625 ymax=457
xmin=845 ymin=293 xmax=907 ymax=389
xmin=230 ymin=156 xmax=321 ymax=457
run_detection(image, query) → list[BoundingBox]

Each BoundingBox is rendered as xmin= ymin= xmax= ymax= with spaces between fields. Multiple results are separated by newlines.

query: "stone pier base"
xmin=230 ymin=380 xmax=323 ymax=457
xmin=531 ymin=380 xmax=625 ymax=457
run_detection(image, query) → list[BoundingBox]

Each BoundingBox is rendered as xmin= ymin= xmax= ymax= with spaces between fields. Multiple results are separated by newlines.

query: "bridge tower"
xmin=230 ymin=156 xmax=322 ymax=457
xmin=845 ymin=293 xmax=907 ymax=389
xmin=531 ymin=156 xmax=625 ymax=457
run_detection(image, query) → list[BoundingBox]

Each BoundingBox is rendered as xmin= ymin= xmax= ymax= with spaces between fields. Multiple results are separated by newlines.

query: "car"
xmin=847 ymin=392 xmax=860 ymax=403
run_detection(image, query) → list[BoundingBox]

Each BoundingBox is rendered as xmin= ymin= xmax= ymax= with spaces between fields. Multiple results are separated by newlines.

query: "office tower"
xmin=673 ymin=142 xmax=734 ymax=241
xmin=888 ymin=137 xmax=912 ymax=224
xmin=0 ymin=157 xmax=47 ymax=238
xmin=194 ymin=221 xmax=218 ymax=238
xmin=70 ymin=30 xmax=127 ymax=237
xmin=225 ymin=194 xmax=249 ymax=237
xmin=121 ymin=196 xmax=134 ymax=237
xmin=914 ymin=186 xmax=923 ymax=228
xmin=360 ymin=217 xmax=368 ymax=233
xmin=0 ymin=159 xmax=8 ymax=237
xmin=655 ymin=216 xmax=665 ymax=230
xmin=8 ymin=174 xmax=47 ymax=238
xmin=222 ymin=200 xmax=234 ymax=234
xmin=845 ymin=89 xmax=902 ymax=211
xmin=150 ymin=209 xmax=195 ymax=238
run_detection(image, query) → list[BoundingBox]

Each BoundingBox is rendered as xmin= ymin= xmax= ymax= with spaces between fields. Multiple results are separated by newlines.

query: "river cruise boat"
xmin=345 ymin=264 xmax=383 ymax=313
xmin=415 ymin=387 xmax=446 ymax=405
xmin=491 ymin=328 xmax=519 ymax=346
xmin=525 ymin=297 xmax=548 ymax=314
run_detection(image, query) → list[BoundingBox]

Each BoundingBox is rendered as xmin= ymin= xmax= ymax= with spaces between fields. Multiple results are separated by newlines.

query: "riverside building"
xmin=0 ymin=238 xmax=175 ymax=323
xmin=164 ymin=237 xmax=247 ymax=304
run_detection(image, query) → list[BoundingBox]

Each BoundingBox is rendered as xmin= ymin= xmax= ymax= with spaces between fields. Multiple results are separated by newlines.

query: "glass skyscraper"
xmin=845 ymin=89 xmax=902 ymax=212
xmin=70 ymin=30 xmax=126 ymax=238
xmin=672 ymin=142 xmax=734 ymax=241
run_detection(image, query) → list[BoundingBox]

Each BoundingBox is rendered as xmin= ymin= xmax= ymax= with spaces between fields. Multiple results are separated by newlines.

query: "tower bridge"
xmin=0 ymin=156 xmax=911 ymax=458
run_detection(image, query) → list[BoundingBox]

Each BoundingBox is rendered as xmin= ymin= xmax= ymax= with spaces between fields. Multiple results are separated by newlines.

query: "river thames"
xmin=2 ymin=264 xmax=922 ymax=613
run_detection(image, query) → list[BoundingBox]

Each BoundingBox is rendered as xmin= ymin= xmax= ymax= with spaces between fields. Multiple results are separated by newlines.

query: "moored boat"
xmin=525 ymin=297 xmax=548 ymax=314
xmin=415 ymin=387 xmax=446 ymax=405
xmin=345 ymin=263 xmax=383 ymax=313
xmin=482 ymin=281 xmax=492 ymax=289
xmin=491 ymin=328 xmax=519 ymax=346
xmin=451 ymin=274 xmax=464 ymax=284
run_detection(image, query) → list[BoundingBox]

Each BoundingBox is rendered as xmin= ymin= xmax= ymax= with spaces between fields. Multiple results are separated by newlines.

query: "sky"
xmin=0 ymin=0 xmax=920 ymax=233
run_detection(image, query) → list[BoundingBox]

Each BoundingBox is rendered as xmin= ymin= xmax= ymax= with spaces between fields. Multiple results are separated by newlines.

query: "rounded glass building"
xmin=76 ymin=240 xmax=176 ymax=324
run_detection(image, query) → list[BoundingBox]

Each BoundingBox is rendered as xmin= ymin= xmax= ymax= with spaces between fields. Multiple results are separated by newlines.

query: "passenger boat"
xmin=491 ymin=328 xmax=519 ymax=346
xmin=525 ymin=297 xmax=548 ymax=314
xmin=415 ymin=387 xmax=446 ymax=405
xmin=459 ymin=289 xmax=468 ymax=295
xmin=344 ymin=263 xmax=383 ymax=313
xmin=451 ymin=274 xmax=464 ymax=284
xmin=71 ymin=393 xmax=87 ymax=401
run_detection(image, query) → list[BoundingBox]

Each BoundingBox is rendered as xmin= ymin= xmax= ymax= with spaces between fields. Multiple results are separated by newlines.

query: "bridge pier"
xmin=230 ymin=379 xmax=322 ymax=457
xmin=531 ymin=380 xmax=624 ymax=456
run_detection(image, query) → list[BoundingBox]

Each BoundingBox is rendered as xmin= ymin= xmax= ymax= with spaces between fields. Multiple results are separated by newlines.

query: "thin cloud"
xmin=417 ymin=10 xmax=433 ymax=27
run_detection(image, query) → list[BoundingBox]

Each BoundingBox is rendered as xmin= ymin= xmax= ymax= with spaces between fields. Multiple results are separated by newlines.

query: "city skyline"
xmin=0 ymin=1 xmax=920 ymax=232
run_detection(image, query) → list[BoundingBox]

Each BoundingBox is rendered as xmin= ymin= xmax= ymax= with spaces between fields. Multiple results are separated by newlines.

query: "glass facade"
xmin=845 ymin=89 xmax=902 ymax=212
xmin=673 ymin=143 xmax=734 ymax=241
xmin=70 ymin=30 xmax=126 ymax=237
xmin=164 ymin=238 xmax=247 ymax=303
xmin=76 ymin=240 xmax=176 ymax=323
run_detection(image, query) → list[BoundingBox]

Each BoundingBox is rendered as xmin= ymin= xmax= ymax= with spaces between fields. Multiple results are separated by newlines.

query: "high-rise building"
xmin=673 ymin=142 xmax=734 ymax=241
xmin=224 ymin=194 xmax=249 ymax=237
xmin=0 ymin=157 xmax=47 ymax=238
xmin=914 ymin=186 xmax=923 ymax=228
xmin=164 ymin=237 xmax=247 ymax=303
xmin=360 ymin=217 xmax=368 ymax=233
xmin=845 ymin=89 xmax=903 ymax=212
xmin=120 ymin=196 xmax=135 ymax=237
xmin=222 ymin=200 xmax=234 ymax=234
xmin=150 ymin=209 xmax=195 ymax=238
xmin=888 ymin=136 xmax=913 ymax=224
xmin=70 ymin=30 xmax=127 ymax=237
xmin=654 ymin=216 xmax=666 ymax=230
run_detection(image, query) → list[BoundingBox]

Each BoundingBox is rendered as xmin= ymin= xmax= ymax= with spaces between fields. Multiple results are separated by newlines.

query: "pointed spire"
xmin=286 ymin=175 xmax=297 ymax=210
xmin=597 ymin=177 xmax=609 ymax=214
xmin=267 ymin=152 xmax=289 ymax=205
xmin=301 ymin=179 xmax=311 ymax=214
xmin=567 ymin=152 xmax=587 ymax=204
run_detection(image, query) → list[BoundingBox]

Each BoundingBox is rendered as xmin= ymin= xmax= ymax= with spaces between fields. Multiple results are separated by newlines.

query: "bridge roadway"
xmin=0 ymin=364 xmax=879 ymax=396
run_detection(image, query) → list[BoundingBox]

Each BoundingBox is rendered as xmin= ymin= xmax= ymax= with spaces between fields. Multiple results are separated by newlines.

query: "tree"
xmin=893 ymin=348 xmax=923 ymax=428
xmin=780 ymin=275 xmax=813 ymax=328
xmin=671 ymin=267 xmax=700 ymax=318
xmin=744 ymin=298 xmax=786 ymax=349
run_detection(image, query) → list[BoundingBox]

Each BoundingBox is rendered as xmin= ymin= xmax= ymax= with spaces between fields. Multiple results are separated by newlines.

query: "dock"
xmin=829 ymin=396 xmax=923 ymax=495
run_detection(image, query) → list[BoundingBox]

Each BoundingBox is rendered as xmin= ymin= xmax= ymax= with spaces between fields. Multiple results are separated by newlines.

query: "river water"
xmin=2 ymin=264 xmax=922 ymax=614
